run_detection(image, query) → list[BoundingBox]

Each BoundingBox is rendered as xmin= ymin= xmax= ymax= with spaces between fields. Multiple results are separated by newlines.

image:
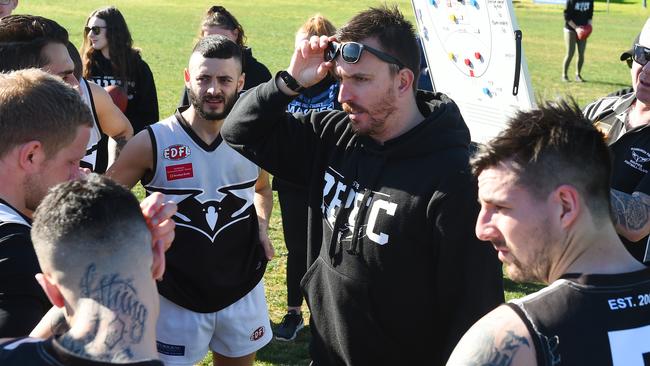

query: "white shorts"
xmin=155 ymin=280 xmax=272 ymax=365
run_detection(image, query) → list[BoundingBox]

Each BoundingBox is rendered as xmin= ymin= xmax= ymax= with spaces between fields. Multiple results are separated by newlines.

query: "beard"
xmin=496 ymin=219 xmax=555 ymax=283
xmin=343 ymin=86 xmax=397 ymax=137
xmin=23 ymin=171 xmax=47 ymax=212
xmin=188 ymin=87 xmax=238 ymax=121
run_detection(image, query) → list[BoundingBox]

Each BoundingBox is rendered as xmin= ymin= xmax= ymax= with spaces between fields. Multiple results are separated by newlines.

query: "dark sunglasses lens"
xmin=324 ymin=42 xmax=339 ymax=62
xmin=86 ymin=26 xmax=101 ymax=35
xmin=634 ymin=45 xmax=650 ymax=66
xmin=341 ymin=43 xmax=362 ymax=63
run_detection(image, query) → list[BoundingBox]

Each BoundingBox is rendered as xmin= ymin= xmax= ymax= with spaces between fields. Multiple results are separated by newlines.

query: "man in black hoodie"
xmin=222 ymin=5 xmax=503 ymax=365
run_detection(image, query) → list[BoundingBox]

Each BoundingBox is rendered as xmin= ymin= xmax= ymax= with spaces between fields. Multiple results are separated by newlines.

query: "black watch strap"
xmin=279 ymin=71 xmax=305 ymax=93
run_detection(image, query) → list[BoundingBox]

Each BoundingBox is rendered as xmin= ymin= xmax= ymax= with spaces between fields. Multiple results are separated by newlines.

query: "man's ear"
xmin=553 ymin=184 xmax=580 ymax=229
xmin=35 ymin=273 xmax=65 ymax=308
xmin=184 ymin=68 xmax=191 ymax=88
xmin=18 ymin=141 xmax=45 ymax=173
xmin=151 ymin=240 xmax=166 ymax=281
xmin=237 ymin=72 xmax=246 ymax=93
xmin=397 ymin=68 xmax=415 ymax=96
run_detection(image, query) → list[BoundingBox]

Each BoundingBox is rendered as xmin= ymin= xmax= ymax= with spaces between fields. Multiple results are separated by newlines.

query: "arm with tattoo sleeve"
xmin=610 ymin=189 xmax=650 ymax=242
xmin=446 ymin=305 xmax=536 ymax=366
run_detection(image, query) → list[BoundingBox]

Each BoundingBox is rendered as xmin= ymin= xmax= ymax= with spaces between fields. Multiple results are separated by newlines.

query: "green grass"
xmin=16 ymin=0 xmax=650 ymax=364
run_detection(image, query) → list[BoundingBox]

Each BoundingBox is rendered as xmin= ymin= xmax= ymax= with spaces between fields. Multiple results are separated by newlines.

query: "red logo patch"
xmin=250 ymin=326 xmax=265 ymax=341
xmin=163 ymin=144 xmax=191 ymax=160
xmin=165 ymin=163 xmax=193 ymax=181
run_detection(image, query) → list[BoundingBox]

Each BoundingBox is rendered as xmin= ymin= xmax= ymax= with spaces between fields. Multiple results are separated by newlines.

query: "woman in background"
xmin=274 ymin=14 xmax=340 ymax=342
xmin=562 ymin=0 xmax=593 ymax=82
xmin=82 ymin=6 xmax=159 ymax=134
xmin=178 ymin=5 xmax=271 ymax=107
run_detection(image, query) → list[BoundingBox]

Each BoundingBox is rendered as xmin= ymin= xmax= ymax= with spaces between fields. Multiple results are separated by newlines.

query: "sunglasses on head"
xmin=84 ymin=26 xmax=107 ymax=36
xmin=633 ymin=44 xmax=650 ymax=66
xmin=324 ymin=41 xmax=405 ymax=69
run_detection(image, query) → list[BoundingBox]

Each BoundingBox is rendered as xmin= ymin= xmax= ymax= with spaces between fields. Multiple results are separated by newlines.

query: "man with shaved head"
xmin=0 ymin=174 xmax=166 ymax=365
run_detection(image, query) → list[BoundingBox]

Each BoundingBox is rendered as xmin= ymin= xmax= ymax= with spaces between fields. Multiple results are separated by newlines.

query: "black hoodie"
xmin=222 ymin=76 xmax=504 ymax=365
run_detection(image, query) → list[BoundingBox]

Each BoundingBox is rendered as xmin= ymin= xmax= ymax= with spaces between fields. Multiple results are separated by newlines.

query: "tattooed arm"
xmin=446 ymin=305 xmax=536 ymax=366
xmin=87 ymin=81 xmax=134 ymax=161
xmin=610 ymin=189 xmax=650 ymax=242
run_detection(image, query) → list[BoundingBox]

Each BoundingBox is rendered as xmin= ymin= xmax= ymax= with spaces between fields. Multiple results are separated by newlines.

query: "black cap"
xmin=621 ymin=33 xmax=641 ymax=61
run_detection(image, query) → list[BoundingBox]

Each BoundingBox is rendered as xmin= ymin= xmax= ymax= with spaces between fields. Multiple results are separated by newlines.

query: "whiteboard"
xmin=411 ymin=0 xmax=536 ymax=143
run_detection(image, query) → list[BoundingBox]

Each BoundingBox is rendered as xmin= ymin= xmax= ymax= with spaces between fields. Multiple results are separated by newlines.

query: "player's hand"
xmin=259 ymin=229 xmax=274 ymax=260
xmin=140 ymin=192 xmax=177 ymax=253
xmin=575 ymin=26 xmax=585 ymax=40
xmin=287 ymin=35 xmax=335 ymax=89
xmin=29 ymin=305 xmax=69 ymax=339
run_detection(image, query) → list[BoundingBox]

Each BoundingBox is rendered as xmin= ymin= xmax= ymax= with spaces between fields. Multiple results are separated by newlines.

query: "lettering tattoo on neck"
xmin=58 ymin=264 xmax=148 ymax=361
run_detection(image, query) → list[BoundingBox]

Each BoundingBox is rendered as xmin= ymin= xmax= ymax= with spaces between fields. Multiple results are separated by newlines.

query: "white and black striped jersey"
xmin=143 ymin=108 xmax=266 ymax=313
xmin=79 ymin=78 xmax=108 ymax=173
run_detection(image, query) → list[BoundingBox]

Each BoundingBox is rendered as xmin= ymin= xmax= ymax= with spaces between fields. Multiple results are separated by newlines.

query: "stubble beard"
xmin=502 ymin=220 xmax=555 ymax=283
xmin=23 ymin=172 xmax=47 ymax=212
xmin=344 ymin=86 xmax=397 ymax=137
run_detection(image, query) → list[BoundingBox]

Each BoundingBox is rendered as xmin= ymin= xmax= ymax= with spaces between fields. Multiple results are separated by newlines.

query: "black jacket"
xmin=564 ymin=0 xmax=593 ymax=31
xmin=88 ymin=51 xmax=159 ymax=134
xmin=222 ymin=76 xmax=504 ymax=365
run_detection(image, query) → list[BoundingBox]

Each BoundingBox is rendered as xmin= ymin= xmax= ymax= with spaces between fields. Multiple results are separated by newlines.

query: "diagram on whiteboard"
xmin=411 ymin=0 xmax=535 ymax=143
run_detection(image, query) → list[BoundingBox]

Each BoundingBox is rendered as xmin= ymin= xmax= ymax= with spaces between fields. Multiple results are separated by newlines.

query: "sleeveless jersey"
xmin=0 ymin=199 xmax=50 ymax=337
xmin=144 ymin=109 xmax=266 ymax=313
xmin=507 ymin=268 xmax=650 ymax=365
xmin=79 ymin=78 xmax=108 ymax=173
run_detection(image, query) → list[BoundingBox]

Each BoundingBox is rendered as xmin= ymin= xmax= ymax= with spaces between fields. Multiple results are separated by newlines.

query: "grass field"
xmin=14 ymin=0 xmax=650 ymax=365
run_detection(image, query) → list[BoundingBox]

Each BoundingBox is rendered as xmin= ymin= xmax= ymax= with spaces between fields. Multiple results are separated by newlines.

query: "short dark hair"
xmin=31 ymin=174 xmax=151 ymax=274
xmin=471 ymin=99 xmax=612 ymax=218
xmin=0 ymin=69 xmax=92 ymax=158
xmin=336 ymin=5 xmax=420 ymax=91
xmin=192 ymin=34 xmax=242 ymax=68
xmin=0 ymin=15 xmax=69 ymax=71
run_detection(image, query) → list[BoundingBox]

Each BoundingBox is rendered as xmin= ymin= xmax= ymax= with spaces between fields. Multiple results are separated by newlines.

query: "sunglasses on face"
xmin=633 ymin=44 xmax=650 ymax=66
xmin=324 ymin=41 xmax=405 ymax=69
xmin=84 ymin=26 xmax=107 ymax=36
xmin=0 ymin=0 xmax=13 ymax=5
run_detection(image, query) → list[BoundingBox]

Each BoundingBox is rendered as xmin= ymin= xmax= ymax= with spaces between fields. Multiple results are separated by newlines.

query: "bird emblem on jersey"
xmin=145 ymin=179 xmax=256 ymax=242
xmin=631 ymin=148 xmax=650 ymax=164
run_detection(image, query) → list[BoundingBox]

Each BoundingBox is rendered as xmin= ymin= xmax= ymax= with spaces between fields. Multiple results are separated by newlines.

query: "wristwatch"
xmin=279 ymin=70 xmax=305 ymax=93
